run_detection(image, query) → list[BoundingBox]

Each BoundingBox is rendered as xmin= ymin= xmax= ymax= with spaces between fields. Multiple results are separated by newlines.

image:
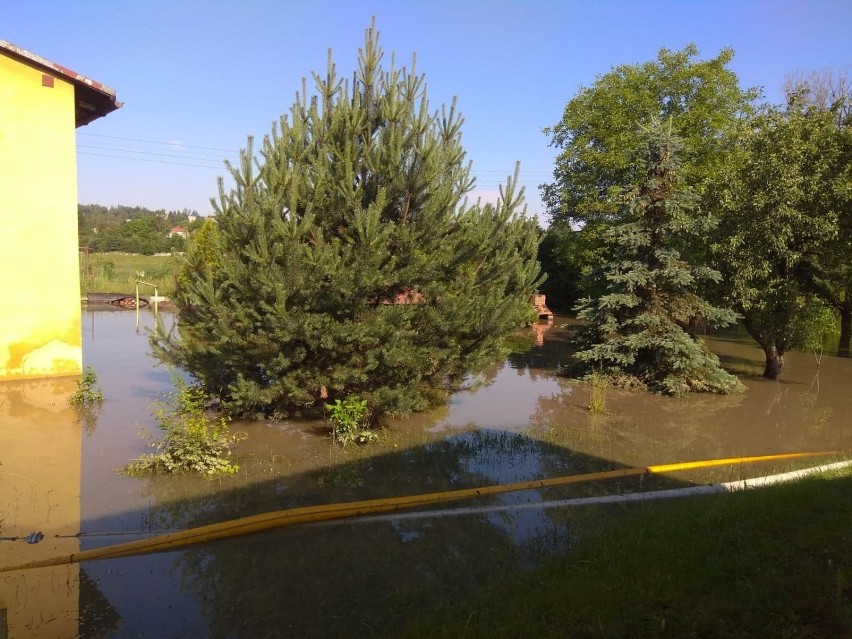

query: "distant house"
xmin=169 ymin=226 xmax=188 ymax=238
xmin=0 ymin=40 xmax=121 ymax=380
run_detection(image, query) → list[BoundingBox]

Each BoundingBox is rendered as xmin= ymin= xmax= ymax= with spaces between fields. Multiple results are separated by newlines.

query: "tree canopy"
xmin=710 ymin=90 xmax=849 ymax=376
xmin=542 ymin=44 xmax=759 ymax=229
xmin=155 ymin=22 xmax=542 ymax=419
xmin=539 ymin=45 xmax=759 ymax=312
xmin=78 ymin=204 xmax=199 ymax=253
xmin=568 ymin=120 xmax=741 ymax=395
xmin=781 ymin=69 xmax=852 ymax=356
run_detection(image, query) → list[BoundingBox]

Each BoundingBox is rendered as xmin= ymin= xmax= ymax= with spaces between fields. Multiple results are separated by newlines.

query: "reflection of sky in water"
xmin=447 ymin=430 xmax=567 ymax=546
xmin=428 ymin=362 xmax=564 ymax=433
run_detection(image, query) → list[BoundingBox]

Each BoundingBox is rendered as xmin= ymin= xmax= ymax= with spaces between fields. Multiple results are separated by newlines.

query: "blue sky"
xmin=4 ymin=1 xmax=850 ymax=222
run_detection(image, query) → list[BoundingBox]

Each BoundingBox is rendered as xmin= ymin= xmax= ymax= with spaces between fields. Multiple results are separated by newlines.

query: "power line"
xmin=77 ymin=144 xmax=233 ymax=164
xmin=77 ymin=151 xmax=227 ymax=170
xmin=76 ymin=148 xmax=549 ymax=184
xmin=77 ymin=131 xmax=239 ymax=154
xmin=78 ymin=132 xmax=551 ymax=156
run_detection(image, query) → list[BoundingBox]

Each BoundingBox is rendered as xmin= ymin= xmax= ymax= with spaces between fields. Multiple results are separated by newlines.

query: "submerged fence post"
xmin=135 ymin=280 xmax=160 ymax=335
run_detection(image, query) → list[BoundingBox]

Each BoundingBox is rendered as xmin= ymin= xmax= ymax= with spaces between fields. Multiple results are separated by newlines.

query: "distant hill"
xmin=78 ymin=204 xmax=204 ymax=253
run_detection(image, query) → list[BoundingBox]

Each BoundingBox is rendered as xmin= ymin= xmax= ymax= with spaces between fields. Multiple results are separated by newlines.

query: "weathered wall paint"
xmin=0 ymin=53 xmax=82 ymax=379
xmin=0 ymin=377 xmax=81 ymax=637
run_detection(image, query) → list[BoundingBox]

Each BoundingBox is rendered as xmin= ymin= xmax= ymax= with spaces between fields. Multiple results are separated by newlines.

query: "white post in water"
xmin=135 ymin=280 xmax=160 ymax=334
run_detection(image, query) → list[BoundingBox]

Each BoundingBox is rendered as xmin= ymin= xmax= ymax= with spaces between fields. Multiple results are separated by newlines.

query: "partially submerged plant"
xmin=125 ymin=377 xmax=244 ymax=477
xmin=69 ymin=366 xmax=105 ymax=406
xmin=326 ymin=396 xmax=377 ymax=446
xmin=587 ymin=371 xmax=609 ymax=414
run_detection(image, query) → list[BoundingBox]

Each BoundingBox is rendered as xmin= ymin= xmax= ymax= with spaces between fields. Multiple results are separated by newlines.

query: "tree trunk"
xmin=838 ymin=307 xmax=851 ymax=358
xmin=742 ymin=316 xmax=785 ymax=380
xmin=762 ymin=343 xmax=784 ymax=379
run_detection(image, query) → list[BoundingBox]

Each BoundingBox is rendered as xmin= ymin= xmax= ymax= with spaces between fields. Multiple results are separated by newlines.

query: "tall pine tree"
xmin=155 ymin=22 xmax=542 ymax=418
xmin=568 ymin=120 xmax=742 ymax=395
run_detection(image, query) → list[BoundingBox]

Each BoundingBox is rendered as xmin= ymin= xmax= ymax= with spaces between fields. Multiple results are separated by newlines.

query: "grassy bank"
xmin=401 ymin=466 xmax=852 ymax=638
xmin=80 ymin=252 xmax=178 ymax=297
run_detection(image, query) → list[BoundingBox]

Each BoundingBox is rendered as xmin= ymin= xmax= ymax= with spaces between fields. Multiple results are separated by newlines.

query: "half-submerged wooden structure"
xmin=532 ymin=294 xmax=554 ymax=321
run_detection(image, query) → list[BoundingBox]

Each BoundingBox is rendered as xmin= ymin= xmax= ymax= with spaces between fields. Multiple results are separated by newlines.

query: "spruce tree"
xmin=568 ymin=120 xmax=742 ymax=395
xmin=155 ymin=22 xmax=542 ymax=418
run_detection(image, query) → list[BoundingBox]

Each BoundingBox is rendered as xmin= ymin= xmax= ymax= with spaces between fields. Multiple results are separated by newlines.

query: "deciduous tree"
xmin=711 ymin=94 xmax=845 ymax=377
xmin=781 ymin=69 xmax=852 ymax=356
xmin=542 ymin=44 xmax=758 ymax=228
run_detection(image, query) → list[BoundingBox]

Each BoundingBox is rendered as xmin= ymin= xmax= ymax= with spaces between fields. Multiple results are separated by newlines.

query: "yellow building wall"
xmin=0 ymin=54 xmax=82 ymax=380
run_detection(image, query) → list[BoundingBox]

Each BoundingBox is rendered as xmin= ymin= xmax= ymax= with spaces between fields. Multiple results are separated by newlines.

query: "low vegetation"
xmin=69 ymin=366 xmax=105 ymax=406
xmin=326 ymin=396 xmax=377 ymax=446
xmin=400 ymin=466 xmax=852 ymax=638
xmin=585 ymin=370 xmax=608 ymax=414
xmin=125 ymin=377 xmax=243 ymax=477
xmin=80 ymin=252 xmax=178 ymax=297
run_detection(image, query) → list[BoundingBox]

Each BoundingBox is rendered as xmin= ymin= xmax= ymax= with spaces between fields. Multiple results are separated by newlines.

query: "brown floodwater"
xmin=1 ymin=309 xmax=850 ymax=637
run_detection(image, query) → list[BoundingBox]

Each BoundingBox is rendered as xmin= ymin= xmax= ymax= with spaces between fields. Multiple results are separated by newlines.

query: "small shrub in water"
xmin=69 ymin=366 xmax=105 ymax=406
xmin=587 ymin=371 xmax=608 ymax=414
xmin=326 ymin=396 xmax=377 ymax=446
xmin=125 ymin=378 xmax=243 ymax=477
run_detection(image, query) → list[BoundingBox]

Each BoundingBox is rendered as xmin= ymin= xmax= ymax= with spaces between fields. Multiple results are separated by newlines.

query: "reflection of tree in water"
xmin=506 ymin=322 xmax=574 ymax=381
xmin=456 ymin=360 xmax=503 ymax=393
xmin=755 ymin=378 xmax=841 ymax=449
xmin=142 ymin=432 xmax=622 ymax=638
xmin=528 ymin=379 xmax=748 ymax=468
xmin=74 ymin=403 xmax=102 ymax=435
xmin=788 ymin=387 xmax=834 ymax=440
xmin=79 ymin=568 xmax=122 ymax=637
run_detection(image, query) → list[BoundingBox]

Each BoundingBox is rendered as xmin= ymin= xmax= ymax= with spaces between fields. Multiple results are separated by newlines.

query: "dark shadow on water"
xmin=78 ymin=430 xmax=689 ymax=639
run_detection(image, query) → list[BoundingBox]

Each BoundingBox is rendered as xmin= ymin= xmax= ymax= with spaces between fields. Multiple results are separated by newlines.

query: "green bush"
xmin=69 ymin=366 xmax=105 ymax=406
xmin=126 ymin=378 xmax=243 ymax=477
xmin=326 ymin=396 xmax=377 ymax=446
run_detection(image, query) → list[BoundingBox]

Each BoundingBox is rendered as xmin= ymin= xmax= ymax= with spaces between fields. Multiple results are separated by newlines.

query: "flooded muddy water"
xmin=1 ymin=309 xmax=850 ymax=637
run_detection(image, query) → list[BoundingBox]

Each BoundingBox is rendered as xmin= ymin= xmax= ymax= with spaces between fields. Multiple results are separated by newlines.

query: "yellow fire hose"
xmin=0 ymin=451 xmax=840 ymax=573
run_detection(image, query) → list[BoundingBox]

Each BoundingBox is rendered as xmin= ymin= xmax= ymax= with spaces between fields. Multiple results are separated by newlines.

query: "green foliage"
xmin=69 ymin=366 xmax=105 ymax=405
xmin=782 ymin=71 xmax=852 ymax=355
xmin=326 ymin=396 xmax=377 ymax=446
xmin=125 ymin=378 xmax=243 ymax=477
xmin=541 ymin=45 xmax=758 ymax=304
xmin=543 ymin=44 xmax=758 ymax=228
xmin=81 ymin=253 xmax=178 ymax=296
xmin=586 ymin=371 xmax=608 ymax=414
xmin=537 ymin=221 xmax=607 ymax=311
xmin=711 ymin=92 xmax=849 ymax=375
xmin=175 ymin=219 xmax=221 ymax=292
xmin=569 ymin=120 xmax=742 ymax=396
xmin=78 ymin=204 xmax=199 ymax=254
xmin=792 ymin=295 xmax=841 ymax=354
xmin=155 ymin=21 xmax=542 ymax=419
